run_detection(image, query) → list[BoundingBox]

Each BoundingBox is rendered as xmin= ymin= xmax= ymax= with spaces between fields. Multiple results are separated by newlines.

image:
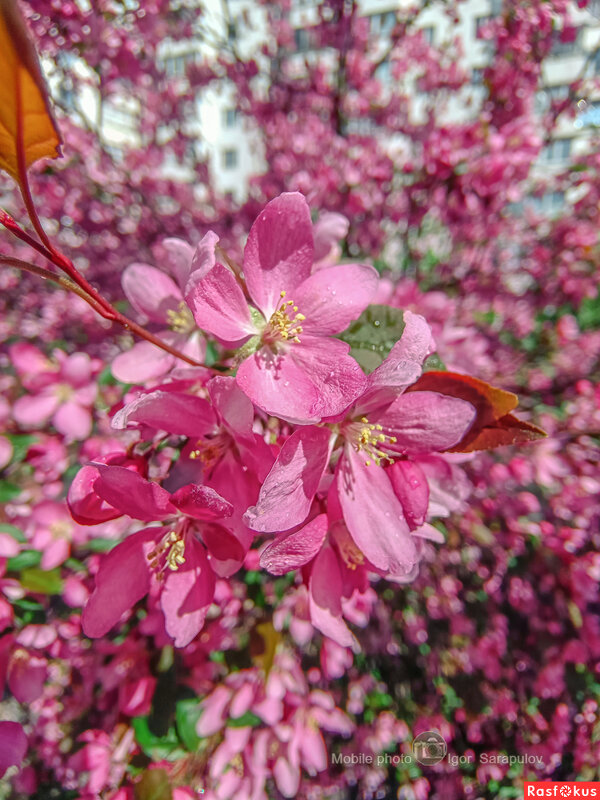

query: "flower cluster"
xmin=69 ymin=192 xmax=499 ymax=656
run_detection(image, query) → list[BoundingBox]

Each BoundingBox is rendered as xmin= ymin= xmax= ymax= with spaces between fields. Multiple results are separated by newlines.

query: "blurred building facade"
xmin=94 ymin=0 xmax=600 ymax=205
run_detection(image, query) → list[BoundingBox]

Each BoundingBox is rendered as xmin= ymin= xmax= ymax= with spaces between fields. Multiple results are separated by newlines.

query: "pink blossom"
xmin=27 ymin=500 xmax=89 ymax=569
xmin=80 ymin=465 xmax=244 ymax=646
xmin=246 ymin=312 xmax=476 ymax=580
xmin=186 ymin=192 xmax=378 ymax=423
xmin=111 ymin=238 xmax=206 ymax=384
xmin=11 ymin=345 xmax=98 ymax=440
xmin=0 ymin=721 xmax=27 ymax=778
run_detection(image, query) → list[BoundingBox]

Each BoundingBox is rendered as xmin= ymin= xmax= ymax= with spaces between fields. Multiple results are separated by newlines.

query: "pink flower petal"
xmin=300 ymin=728 xmax=328 ymax=771
xmin=61 ymin=352 xmax=92 ymax=385
xmin=237 ymin=337 xmax=365 ymax=424
xmin=40 ymin=538 xmax=70 ymax=570
xmin=243 ymin=192 xmax=314 ymax=318
xmin=208 ymin=376 xmax=254 ymax=436
xmin=293 ymin=264 xmax=378 ymax=335
xmin=337 ymin=447 xmax=417 ymax=577
xmin=111 ymin=341 xmax=175 ymax=384
xmin=53 ymin=401 xmax=92 ymax=439
xmin=9 ymin=343 xmax=51 ymax=380
xmin=313 ymin=211 xmax=349 ymax=262
xmin=170 ymin=484 xmax=233 ymax=521
xmin=308 ymin=545 xmax=360 ymax=651
xmin=162 ymin=237 xmax=195 ymax=288
xmin=260 ymin=514 xmax=328 ymax=574
xmin=186 ymin=262 xmax=255 ymax=342
xmin=419 ymin=455 xmax=472 ymax=517
xmin=197 ymin=686 xmax=231 ymax=736
xmin=112 ymin=390 xmax=216 ymax=438
xmin=161 ymin=540 xmax=215 ymax=647
xmin=288 ymin=336 xmax=367 ymax=420
xmin=82 ymin=529 xmax=155 ymax=638
xmin=0 ymin=436 xmax=12 ymax=470
xmin=188 ymin=230 xmax=219 ymax=281
xmin=92 ymin=465 xmax=175 ymax=521
xmin=7 ymin=650 xmax=47 ymax=703
xmin=201 ymin=523 xmax=246 ymax=567
xmin=386 ymin=460 xmax=430 ymax=529
xmin=375 ymin=391 xmax=476 ymax=453
xmin=0 ymin=721 xmax=27 ymax=778
xmin=236 ymin=346 xmax=320 ymax=424
xmin=0 ymin=534 xmax=19 ymax=559
xmin=13 ymin=392 xmax=59 ymax=427
xmin=273 ymin=755 xmax=300 ymax=799
xmin=244 ymin=427 xmax=331 ymax=533
xmin=357 ymin=311 xmax=434 ymax=413
xmin=391 ymin=310 xmax=436 ymax=363
xmin=122 ymin=263 xmax=183 ymax=323
xmin=68 ymin=463 xmax=123 ymax=525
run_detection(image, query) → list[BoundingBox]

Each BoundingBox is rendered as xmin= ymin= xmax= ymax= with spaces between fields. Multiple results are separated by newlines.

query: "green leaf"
xmin=5 ymin=434 xmax=37 ymax=463
xmin=134 ymin=769 xmax=172 ymax=800
xmin=175 ymin=698 xmax=202 ymax=752
xmin=226 ymin=710 xmax=262 ymax=728
xmin=7 ymin=549 xmax=42 ymax=571
xmin=204 ymin=340 xmax=219 ymax=367
xmin=13 ymin=596 xmax=45 ymax=625
xmin=20 ymin=567 xmax=63 ymax=595
xmin=132 ymin=717 xmax=186 ymax=761
xmin=578 ymin=290 xmax=600 ymax=331
xmin=98 ymin=365 xmax=118 ymax=385
xmin=0 ymin=481 xmax=22 ymax=502
xmin=87 ymin=538 xmax=117 ymax=553
xmin=0 ymin=523 xmax=26 ymax=543
xmin=338 ymin=305 xmax=405 ymax=373
xmin=422 ymin=353 xmax=446 ymax=372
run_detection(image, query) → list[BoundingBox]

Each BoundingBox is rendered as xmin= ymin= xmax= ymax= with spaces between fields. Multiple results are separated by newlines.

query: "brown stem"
xmin=0 ymin=253 xmax=211 ymax=371
xmin=7 ymin=102 xmax=210 ymax=371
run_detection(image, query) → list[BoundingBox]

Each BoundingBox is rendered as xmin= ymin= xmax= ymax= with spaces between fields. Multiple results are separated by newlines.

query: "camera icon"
xmin=412 ymin=731 xmax=447 ymax=766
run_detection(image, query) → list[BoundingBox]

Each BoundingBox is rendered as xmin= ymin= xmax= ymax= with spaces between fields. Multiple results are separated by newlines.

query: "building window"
xmin=294 ymin=28 xmax=312 ymax=52
xmin=370 ymin=11 xmax=396 ymax=36
xmin=534 ymin=84 xmax=570 ymax=114
xmin=471 ymin=67 xmax=485 ymax=85
xmin=163 ymin=51 xmax=196 ymax=78
xmin=540 ymin=138 xmax=572 ymax=162
xmin=421 ymin=26 xmax=434 ymax=45
xmin=223 ymin=108 xmax=237 ymax=128
xmin=490 ymin=0 xmax=503 ymax=13
xmin=551 ymin=29 xmax=579 ymax=56
xmin=375 ymin=60 xmax=391 ymax=84
xmin=527 ymin=192 xmax=565 ymax=216
xmin=227 ymin=21 xmax=237 ymax=42
xmin=588 ymin=0 xmax=600 ymax=16
xmin=222 ymin=148 xmax=238 ymax=169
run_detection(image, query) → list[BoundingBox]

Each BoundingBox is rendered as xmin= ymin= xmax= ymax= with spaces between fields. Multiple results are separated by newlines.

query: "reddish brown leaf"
xmin=0 ymin=0 xmax=62 ymax=182
xmin=407 ymin=370 xmax=546 ymax=452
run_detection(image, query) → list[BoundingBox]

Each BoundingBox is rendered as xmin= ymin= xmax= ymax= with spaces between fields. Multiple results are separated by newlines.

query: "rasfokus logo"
xmin=525 ymin=783 xmax=600 ymax=797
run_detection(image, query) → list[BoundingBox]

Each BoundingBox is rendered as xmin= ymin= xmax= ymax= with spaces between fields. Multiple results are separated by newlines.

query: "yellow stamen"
xmin=334 ymin=525 xmax=365 ymax=571
xmin=263 ymin=293 xmax=306 ymax=346
xmin=349 ymin=416 xmax=397 ymax=467
xmin=166 ymin=302 xmax=194 ymax=334
xmin=147 ymin=530 xmax=186 ymax=573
